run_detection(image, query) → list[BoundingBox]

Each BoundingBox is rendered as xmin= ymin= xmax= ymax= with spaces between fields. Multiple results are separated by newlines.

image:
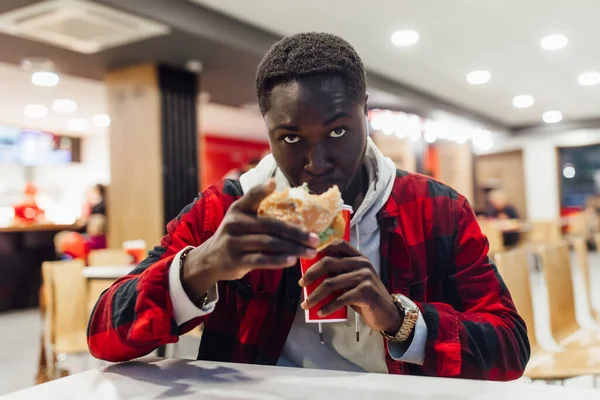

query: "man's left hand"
xmin=299 ymin=239 xmax=402 ymax=334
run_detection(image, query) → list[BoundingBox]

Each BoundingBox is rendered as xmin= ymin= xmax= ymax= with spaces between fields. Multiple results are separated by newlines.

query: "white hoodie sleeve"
xmin=168 ymin=246 xmax=219 ymax=325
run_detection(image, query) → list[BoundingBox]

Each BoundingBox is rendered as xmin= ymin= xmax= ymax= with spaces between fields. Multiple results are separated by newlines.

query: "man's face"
xmin=264 ymin=75 xmax=367 ymax=194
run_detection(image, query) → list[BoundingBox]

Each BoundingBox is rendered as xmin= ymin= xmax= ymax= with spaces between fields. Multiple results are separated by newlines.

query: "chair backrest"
xmin=528 ymin=220 xmax=562 ymax=244
xmin=536 ymin=242 xmax=579 ymax=343
xmin=42 ymin=259 xmax=88 ymax=355
xmin=570 ymin=236 xmax=595 ymax=316
xmin=568 ymin=213 xmax=588 ymax=237
xmin=87 ymin=249 xmax=132 ymax=266
xmin=478 ymin=220 xmax=505 ymax=254
xmin=493 ymin=249 xmax=538 ymax=349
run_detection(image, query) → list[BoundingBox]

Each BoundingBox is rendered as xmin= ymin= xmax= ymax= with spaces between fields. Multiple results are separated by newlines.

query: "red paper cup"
xmin=300 ymin=205 xmax=352 ymax=323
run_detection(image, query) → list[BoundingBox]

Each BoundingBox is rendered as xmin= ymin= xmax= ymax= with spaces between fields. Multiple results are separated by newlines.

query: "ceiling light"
xmin=472 ymin=129 xmax=493 ymax=150
xmin=512 ymin=95 xmax=535 ymax=109
xmin=53 ymin=99 xmax=77 ymax=113
xmin=466 ymin=70 xmax=491 ymax=85
xmin=31 ymin=71 xmax=59 ymax=87
xmin=424 ymin=130 xmax=437 ymax=144
xmin=92 ymin=114 xmax=111 ymax=128
xmin=185 ymin=60 xmax=203 ymax=73
xmin=578 ymin=71 xmax=600 ymax=86
xmin=562 ymin=164 xmax=576 ymax=179
xmin=24 ymin=104 xmax=47 ymax=118
xmin=409 ymin=130 xmax=422 ymax=142
xmin=455 ymin=131 xmax=468 ymax=144
xmin=540 ymin=34 xmax=568 ymax=50
xmin=67 ymin=118 xmax=89 ymax=132
xmin=391 ymin=30 xmax=419 ymax=47
xmin=543 ymin=110 xmax=563 ymax=124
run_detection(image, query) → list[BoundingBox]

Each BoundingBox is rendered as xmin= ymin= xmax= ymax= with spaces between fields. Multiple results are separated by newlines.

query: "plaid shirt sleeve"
xmin=415 ymin=197 xmax=530 ymax=380
xmin=87 ymin=184 xmax=231 ymax=362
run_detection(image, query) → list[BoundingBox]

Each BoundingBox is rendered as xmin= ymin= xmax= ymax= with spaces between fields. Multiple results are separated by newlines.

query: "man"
xmin=486 ymin=190 xmax=521 ymax=247
xmin=88 ymin=33 xmax=529 ymax=380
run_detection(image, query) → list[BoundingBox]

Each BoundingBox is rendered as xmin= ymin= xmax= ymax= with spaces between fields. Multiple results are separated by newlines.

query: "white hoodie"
xmin=168 ymin=137 xmax=426 ymax=372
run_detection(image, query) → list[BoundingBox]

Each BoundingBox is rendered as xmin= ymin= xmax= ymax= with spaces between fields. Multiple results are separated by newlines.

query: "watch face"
xmin=397 ymin=294 xmax=417 ymax=311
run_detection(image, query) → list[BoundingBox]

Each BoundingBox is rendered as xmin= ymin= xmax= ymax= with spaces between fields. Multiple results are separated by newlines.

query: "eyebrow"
xmin=323 ymin=112 xmax=351 ymax=126
xmin=274 ymin=123 xmax=299 ymax=131
xmin=273 ymin=112 xmax=351 ymax=131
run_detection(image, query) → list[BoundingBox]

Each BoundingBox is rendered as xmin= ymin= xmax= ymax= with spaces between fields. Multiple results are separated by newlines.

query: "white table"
xmin=82 ymin=266 xmax=133 ymax=279
xmin=2 ymin=357 xmax=598 ymax=400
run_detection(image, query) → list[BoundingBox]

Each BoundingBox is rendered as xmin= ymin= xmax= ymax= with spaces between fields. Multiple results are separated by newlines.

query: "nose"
xmin=304 ymin=143 xmax=333 ymax=176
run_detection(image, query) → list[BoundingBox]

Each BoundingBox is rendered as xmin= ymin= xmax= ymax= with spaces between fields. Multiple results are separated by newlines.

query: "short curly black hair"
xmin=256 ymin=32 xmax=367 ymax=114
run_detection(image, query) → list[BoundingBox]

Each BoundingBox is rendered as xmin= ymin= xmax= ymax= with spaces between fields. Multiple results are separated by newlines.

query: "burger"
xmin=258 ymin=184 xmax=345 ymax=251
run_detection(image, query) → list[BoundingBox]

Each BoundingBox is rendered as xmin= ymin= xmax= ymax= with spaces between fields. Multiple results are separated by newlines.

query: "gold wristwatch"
xmin=380 ymin=294 xmax=419 ymax=343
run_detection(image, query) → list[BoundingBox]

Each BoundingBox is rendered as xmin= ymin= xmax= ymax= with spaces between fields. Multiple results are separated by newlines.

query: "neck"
xmin=342 ymin=164 xmax=368 ymax=212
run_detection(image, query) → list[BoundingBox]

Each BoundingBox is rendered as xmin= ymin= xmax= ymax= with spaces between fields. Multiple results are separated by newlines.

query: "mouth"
xmin=306 ymin=179 xmax=341 ymax=194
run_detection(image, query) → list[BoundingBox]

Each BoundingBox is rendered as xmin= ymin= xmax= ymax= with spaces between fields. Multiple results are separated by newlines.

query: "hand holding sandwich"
xmin=299 ymin=240 xmax=402 ymax=335
xmin=181 ymin=179 xmax=319 ymax=303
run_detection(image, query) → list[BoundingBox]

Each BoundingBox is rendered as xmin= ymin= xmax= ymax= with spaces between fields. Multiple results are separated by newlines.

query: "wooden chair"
xmin=39 ymin=259 xmax=89 ymax=379
xmin=479 ymin=220 xmax=505 ymax=254
xmin=494 ymin=249 xmax=600 ymax=382
xmin=537 ymin=242 xmax=600 ymax=348
xmin=570 ymin=236 xmax=600 ymax=321
xmin=87 ymin=249 xmax=132 ymax=266
xmin=528 ymin=220 xmax=562 ymax=245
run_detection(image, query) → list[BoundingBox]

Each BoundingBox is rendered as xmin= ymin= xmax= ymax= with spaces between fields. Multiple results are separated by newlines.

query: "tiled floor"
xmin=1 ymin=252 xmax=600 ymax=396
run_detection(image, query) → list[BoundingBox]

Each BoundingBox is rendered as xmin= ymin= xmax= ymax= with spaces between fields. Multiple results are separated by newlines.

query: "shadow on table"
xmin=101 ymin=359 xmax=259 ymax=398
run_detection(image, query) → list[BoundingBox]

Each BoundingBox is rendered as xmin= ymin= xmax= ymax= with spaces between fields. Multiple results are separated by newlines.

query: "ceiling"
xmin=191 ymin=0 xmax=600 ymax=126
xmin=0 ymin=61 xmax=107 ymax=136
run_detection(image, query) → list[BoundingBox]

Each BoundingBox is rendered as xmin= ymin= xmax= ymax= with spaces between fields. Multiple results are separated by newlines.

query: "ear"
xmin=363 ymin=92 xmax=370 ymax=115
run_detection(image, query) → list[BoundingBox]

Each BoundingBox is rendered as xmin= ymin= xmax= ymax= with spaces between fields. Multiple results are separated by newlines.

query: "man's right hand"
xmin=181 ymin=179 xmax=319 ymax=302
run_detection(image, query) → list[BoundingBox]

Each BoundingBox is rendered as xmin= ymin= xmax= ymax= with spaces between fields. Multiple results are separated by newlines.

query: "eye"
xmin=329 ymin=128 xmax=346 ymax=138
xmin=283 ymin=135 xmax=301 ymax=144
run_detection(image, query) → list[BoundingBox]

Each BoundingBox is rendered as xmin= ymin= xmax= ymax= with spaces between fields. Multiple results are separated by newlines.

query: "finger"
xmin=322 ymin=239 xmax=362 ymax=257
xmin=300 ymin=256 xmax=363 ymax=287
xmin=301 ymin=270 xmax=363 ymax=310
xmin=317 ymin=289 xmax=361 ymax=317
xmin=240 ymin=253 xmax=298 ymax=269
xmin=227 ymin=217 xmax=320 ymax=249
xmin=232 ymin=235 xmax=317 ymax=258
xmin=231 ymin=179 xmax=276 ymax=213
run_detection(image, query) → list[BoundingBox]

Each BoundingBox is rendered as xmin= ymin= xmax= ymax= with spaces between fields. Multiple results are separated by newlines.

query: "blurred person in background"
xmin=88 ymin=32 xmax=528 ymax=380
xmin=76 ymin=184 xmax=107 ymax=231
xmin=485 ymin=189 xmax=521 ymax=247
xmin=55 ymin=214 xmax=107 ymax=261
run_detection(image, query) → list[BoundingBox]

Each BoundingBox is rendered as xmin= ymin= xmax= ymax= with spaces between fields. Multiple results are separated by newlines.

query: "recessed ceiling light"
xmin=472 ymin=129 xmax=493 ymax=150
xmin=53 ymin=99 xmax=77 ymax=113
xmin=466 ymin=70 xmax=491 ymax=85
xmin=578 ymin=71 xmax=600 ymax=86
xmin=67 ymin=118 xmax=89 ymax=132
xmin=185 ymin=60 xmax=204 ymax=73
xmin=543 ymin=110 xmax=563 ymax=123
xmin=540 ymin=34 xmax=568 ymax=50
xmin=24 ymin=104 xmax=47 ymax=118
xmin=512 ymin=95 xmax=535 ymax=109
xmin=391 ymin=30 xmax=419 ymax=47
xmin=31 ymin=71 xmax=59 ymax=87
xmin=424 ymin=130 xmax=437 ymax=143
xmin=92 ymin=114 xmax=111 ymax=128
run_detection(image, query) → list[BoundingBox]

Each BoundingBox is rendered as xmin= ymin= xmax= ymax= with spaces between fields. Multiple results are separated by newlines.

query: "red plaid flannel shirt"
xmin=87 ymin=171 xmax=529 ymax=379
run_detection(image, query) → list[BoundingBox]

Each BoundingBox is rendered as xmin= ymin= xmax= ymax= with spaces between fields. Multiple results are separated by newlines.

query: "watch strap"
xmin=381 ymin=294 xmax=419 ymax=343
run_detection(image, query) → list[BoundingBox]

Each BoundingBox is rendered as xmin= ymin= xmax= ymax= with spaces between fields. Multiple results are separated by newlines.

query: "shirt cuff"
xmin=168 ymin=246 xmax=219 ymax=326
xmin=387 ymin=311 xmax=427 ymax=365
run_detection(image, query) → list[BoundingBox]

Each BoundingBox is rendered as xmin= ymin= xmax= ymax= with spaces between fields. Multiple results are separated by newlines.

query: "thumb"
xmin=232 ymin=179 xmax=276 ymax=213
